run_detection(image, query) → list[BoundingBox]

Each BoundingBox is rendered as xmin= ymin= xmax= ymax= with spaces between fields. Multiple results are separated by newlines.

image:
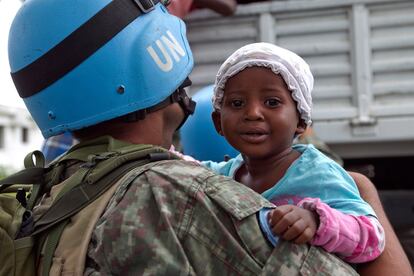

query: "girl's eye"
xmin=265 ymin=98 xmax=280 ymax=107
xmin=231 ymin=99 xmax=244 ymax=108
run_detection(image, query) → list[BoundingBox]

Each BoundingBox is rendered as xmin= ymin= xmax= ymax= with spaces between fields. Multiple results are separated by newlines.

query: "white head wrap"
xmin=213 ymin=42 xmax=313 ymax=126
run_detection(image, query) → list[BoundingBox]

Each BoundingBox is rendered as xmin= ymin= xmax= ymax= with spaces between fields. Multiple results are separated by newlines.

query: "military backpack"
xmin=0 ymin=140 xmax=175 ymax=276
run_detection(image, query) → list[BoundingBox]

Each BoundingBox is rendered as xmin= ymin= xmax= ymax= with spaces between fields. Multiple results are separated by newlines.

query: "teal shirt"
xmin=202 ymin=144 xmax=376 ymax=217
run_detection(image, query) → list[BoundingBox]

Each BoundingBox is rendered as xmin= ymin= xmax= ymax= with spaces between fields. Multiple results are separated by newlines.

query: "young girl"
xmin=200 ymin=43 xmax=385 ymax=263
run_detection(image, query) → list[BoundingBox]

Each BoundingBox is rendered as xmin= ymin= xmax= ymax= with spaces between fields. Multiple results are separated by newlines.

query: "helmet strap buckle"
xmin=123 ymin=78 xmax=195 ymax=130
xmin=134 ymin=0 xmax=155 ymax=13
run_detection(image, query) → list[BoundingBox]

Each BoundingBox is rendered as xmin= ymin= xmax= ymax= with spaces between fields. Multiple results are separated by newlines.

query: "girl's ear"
xmin=295 ymin=119 xmax=307 ymax=136
xmin=212 ymin=111 xmax=224 ymax=136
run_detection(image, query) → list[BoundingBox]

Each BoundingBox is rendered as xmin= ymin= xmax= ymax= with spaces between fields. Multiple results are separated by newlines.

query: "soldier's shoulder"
xmin=148 ymin=159 xmax=217 ymax=180
xmin=148 ymin=159 xmax=274 ymax=216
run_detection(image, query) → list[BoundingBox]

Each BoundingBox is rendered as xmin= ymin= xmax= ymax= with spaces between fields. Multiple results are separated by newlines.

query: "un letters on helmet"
xmin=147 ymin=30 xmax=187 ymax=72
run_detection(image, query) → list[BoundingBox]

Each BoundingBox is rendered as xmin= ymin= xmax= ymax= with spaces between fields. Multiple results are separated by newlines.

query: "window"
xmin=0 ymin=126 xmax=4 ymax=148
xmin=22 ymin=127 xmax=29 ymax=143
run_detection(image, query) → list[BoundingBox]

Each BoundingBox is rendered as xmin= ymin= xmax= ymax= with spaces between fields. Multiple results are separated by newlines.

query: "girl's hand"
xmin=268 ymin=205 xmax=319 ymax=244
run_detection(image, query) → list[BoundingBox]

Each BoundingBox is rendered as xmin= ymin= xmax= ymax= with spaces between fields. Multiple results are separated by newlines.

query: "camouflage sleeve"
xmin=85 ymin=159 xmax=274 ymax=275
xmin=86 ymin=160 xmax=204 ymax=275
xmin=85 ymin=160 xmax=358 ymax=275
xmin=262 ymin=240 xmax=359 ymax=276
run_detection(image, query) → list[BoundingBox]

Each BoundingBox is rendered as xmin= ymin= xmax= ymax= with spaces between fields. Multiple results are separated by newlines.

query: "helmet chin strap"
xmin=123 ymin=78 xmax=196 ymax=130
xmin=175 ymin=89 xmax=196 ymax=130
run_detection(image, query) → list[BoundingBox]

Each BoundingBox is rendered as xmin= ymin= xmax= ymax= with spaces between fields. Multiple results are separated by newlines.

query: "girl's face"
xmin=212 ymin=67 xmax=306 ymax=160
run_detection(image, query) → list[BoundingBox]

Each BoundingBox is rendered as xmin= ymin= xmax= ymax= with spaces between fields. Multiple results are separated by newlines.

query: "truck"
xmin=185 ymin=0 xmax=414 ymax=264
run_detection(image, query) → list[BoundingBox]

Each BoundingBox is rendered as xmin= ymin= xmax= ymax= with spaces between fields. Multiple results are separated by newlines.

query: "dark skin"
xmin=267 ymin=204 xmax=318 ymax=244
xmin=212 ymin=67 xmax=306 ymax=187
xmin=233 ymin=149 xmax=301 ymax=194
xmin=212 ymin=67 xmax=316 ymax=243
xmin=350 ymin=172 xmax=413 ymax=276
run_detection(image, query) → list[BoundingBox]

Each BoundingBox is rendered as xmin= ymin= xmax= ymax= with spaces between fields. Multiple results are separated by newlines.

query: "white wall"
xmin=0 ymin=105 xmax=44 ymax=172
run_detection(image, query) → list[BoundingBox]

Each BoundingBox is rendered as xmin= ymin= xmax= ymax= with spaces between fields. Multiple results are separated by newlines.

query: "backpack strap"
xmin=0 ymin=150 xmax=47 ymax=189
xmin=32 ymin=154 xmax=169 ymax=235
xmin=0 ymin=151 xmax=50 ymax=210
xmin=35 ymin=147 xmax=174 ymax=276
xmin=41 ymin=221 xmax=68 ymax=276
xmin=0 ymin=167 xmax=46 ymax=190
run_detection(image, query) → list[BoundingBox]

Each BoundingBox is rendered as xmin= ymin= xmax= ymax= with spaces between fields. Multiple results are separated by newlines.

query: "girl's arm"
xmin=349 ymin=172 xmax=413 ymax=275
xmin=298 ymin=197 xmax=385 ymax=263
xmin=267 ymin=199 xmax=385 ymax=263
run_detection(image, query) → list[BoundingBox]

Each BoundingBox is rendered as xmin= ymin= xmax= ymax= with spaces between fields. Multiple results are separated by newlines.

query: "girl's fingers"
xmin=293 ymin=227 xmax=314 ymax=244
xmin=272 ymin=208 xmax=299 ymax=235
xmin=282 ymin=219 xmax=306 ymax=241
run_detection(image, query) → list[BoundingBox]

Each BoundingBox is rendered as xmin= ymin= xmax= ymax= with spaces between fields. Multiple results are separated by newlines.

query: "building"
xmin=0 ymin=104 xmax=43 ymax=172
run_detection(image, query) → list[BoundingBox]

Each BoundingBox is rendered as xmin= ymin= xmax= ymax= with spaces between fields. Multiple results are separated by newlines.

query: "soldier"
xmin=8 ymin=0 xmax=358 ymax=274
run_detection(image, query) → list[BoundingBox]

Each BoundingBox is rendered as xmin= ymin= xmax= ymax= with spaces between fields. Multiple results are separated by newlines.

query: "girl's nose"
xmin=244 ymin=102 xmax=264 ymax=121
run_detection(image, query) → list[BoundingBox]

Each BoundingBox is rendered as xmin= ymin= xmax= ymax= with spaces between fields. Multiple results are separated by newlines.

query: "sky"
xmin=0 ymin=0 xmax=24 ymax=108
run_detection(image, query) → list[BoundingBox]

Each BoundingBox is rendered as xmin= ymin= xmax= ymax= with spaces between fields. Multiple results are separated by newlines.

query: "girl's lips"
xmin=240 ymin=132 xmax=268 ymax=143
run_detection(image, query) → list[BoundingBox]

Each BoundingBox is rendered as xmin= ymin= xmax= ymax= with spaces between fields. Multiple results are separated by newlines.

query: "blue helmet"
xmin=8 ymin=0 xmax=193 ymax=138
xmin=180 ymin=85 xmax=239 ymax=162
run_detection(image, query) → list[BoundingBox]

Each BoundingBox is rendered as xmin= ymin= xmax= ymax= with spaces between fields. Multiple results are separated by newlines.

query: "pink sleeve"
xmin=298 ymin=197 xmax=385 ymax=263
xmin=169 ymin=145 xmax=201 ymax=164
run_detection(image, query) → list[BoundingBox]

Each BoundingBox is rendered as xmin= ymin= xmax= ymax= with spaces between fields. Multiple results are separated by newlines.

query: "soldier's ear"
xmin=212 ymin=111 xmax=224 ymax=136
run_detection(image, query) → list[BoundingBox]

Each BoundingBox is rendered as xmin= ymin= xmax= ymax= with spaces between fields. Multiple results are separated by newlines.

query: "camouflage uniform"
xmin=65 ymin=138 xmax=358 ymax=275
